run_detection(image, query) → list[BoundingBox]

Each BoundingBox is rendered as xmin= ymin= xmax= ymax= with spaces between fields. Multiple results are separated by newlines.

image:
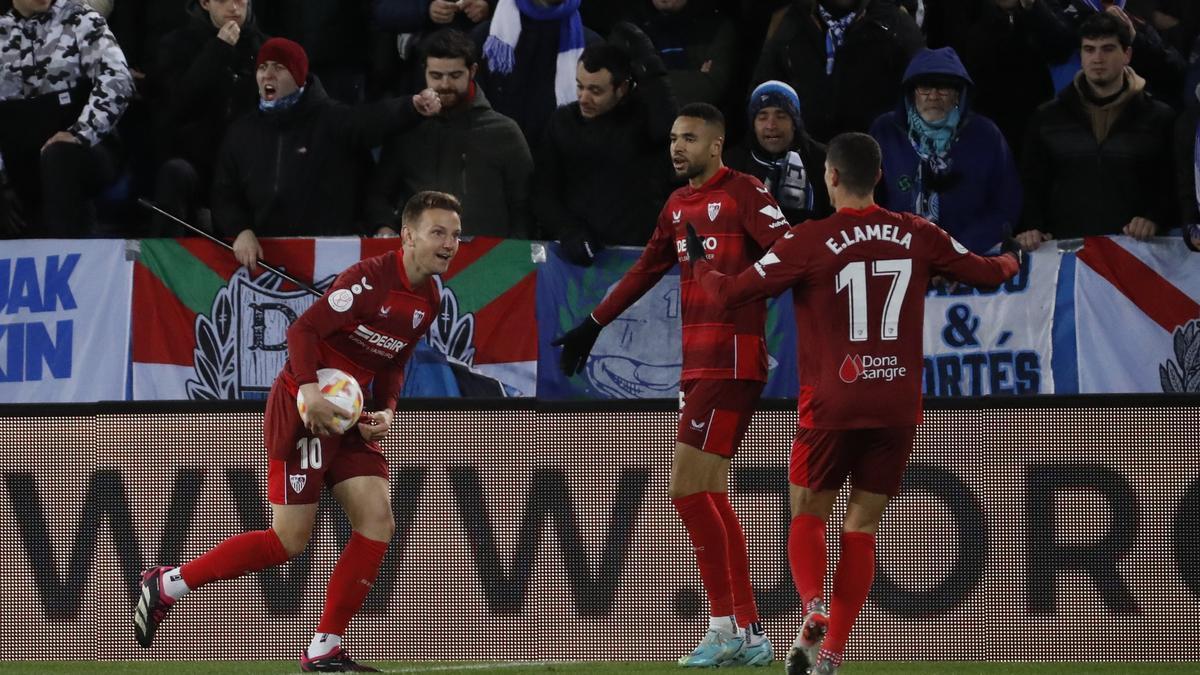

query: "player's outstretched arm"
xmin=552 ymin=315 xmax=603 ymax=376
xmin=936 ymin=235 xmax=1022 ymax=288
xmin=689 ymin=223 xmax=798 ymax=308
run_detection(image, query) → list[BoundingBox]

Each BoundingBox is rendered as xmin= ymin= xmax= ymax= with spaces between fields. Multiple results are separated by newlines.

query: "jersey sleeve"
xmin=922 ymin=216 xmax=1020 ymax=287
xmin=286 ymin=259 xmax=386 ymax=386
xmin=591 ymin=208 xmax=679 ymax=326
xmin=693 ymin=231 xmax=807 ymax=308
xmin=739 ymin=174 xmax=791 ymax=250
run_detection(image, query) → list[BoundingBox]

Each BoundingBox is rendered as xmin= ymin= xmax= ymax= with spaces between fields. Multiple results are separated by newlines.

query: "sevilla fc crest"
xmin=707 ymin=202 xmax=722 ymax=221
xmin=412 ymin=309 xmax=425 ymax=329
xmin=289 ymin=473 xmax=307 ymax=494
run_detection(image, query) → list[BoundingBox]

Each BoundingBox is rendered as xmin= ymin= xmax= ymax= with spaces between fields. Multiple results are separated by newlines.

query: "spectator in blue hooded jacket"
xmin=869 ymin=46 xmax=1021 ymax=254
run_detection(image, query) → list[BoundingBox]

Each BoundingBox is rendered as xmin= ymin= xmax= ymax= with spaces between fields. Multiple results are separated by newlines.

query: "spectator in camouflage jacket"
xmin=0 ymin=0 xmax=134 ymax=237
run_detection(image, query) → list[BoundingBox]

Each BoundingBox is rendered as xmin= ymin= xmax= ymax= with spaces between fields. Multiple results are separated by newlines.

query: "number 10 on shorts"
xmin=297 ymin=438 xmax=323 ymax=470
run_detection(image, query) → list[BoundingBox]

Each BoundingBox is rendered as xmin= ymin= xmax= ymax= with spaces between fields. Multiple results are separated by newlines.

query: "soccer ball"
xmin=296 ymin=368 xmax=364 ymax=434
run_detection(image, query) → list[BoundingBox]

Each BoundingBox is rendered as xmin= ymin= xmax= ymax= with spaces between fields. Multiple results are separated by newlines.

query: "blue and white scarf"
xmin=905 ymin=99 xmax=961 ymax=223
xmin=816 ymin=4 xmax=857 ymax=76
xmin=484 ymin=0 xmax=584 ymax=107
xmin=259 ymin=86 xmax=305 ymax=113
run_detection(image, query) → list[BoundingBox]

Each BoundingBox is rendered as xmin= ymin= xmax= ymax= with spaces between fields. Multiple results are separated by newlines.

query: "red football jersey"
xmin=695 ymin=205 xmax=1019 ymax=428
xmin=281 ymin=251 xmax=440 ymax=410
xmin=592 ymin=167 xmax=789 ymax=381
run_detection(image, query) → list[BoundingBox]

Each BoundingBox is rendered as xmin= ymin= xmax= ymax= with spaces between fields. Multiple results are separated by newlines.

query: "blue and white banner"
xmin=922 ymin=248 xmax=1060 ymax=396
xmin=536 ymin=245 xmax=798 ymax=400
xmin=0 ymin=240 xmax=133 ymax=402
xmin=1073 ymin=237 xmax=1200 ymax=393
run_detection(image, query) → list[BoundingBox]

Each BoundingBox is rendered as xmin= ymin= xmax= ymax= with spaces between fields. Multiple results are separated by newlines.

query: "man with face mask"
xmin=367 ymin=28 xmax=533 ymax=238
xmin=753 ymin=0 xmax=923 ymax=143
xmin=725 ymin=79 xmax=832 ymax=226
xmin=870 ymin=47 xmax=1021 ymax=254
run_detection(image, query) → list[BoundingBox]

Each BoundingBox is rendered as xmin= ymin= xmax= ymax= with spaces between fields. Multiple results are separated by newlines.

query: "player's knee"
xmin=276 ymin=530 xmax=311 ymax=558
xmin=842 ymin=513 xmax=882 ymax=534
xmin=790 ymin=486 xmax=835 ymax=519
xmin=273 ymin=522 xmax=314 ymax=557
xmin=357 ymin=510 xmax=395 ymax=542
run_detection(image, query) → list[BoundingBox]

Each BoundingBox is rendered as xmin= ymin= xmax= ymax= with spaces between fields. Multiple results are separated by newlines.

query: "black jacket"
xmin=212 ymin=77 xmax=421 ymax=237
xmin=1172 ymin=105 xmax=1200 ymax=251
xmin=1021 ymin=72 xmax=1176 ymax=238
xmin=154 ymin=11 xmax=266 ymax=180
xmin=367 ymin=86 xmax=534 ymax=238
xmin=533 ymin=89 xmax=677 ymax=246
xmin=752 ymin=0 xmax=924 ymax=143
xmin=959 ymin=0 xmax=1074 ymax=159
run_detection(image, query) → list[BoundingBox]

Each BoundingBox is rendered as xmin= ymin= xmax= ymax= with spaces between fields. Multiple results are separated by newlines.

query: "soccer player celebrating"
xmin=133 ymin=191 xmax=463 ymax=672
xmin=554 ymin=102 xmax=790 ymax=667
xmin=685 ymin=133 xmax=1020 ymax=675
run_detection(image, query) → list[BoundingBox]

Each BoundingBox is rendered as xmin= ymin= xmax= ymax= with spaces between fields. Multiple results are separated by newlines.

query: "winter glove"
xmin=552 ymin=315 xmax=603 ymax=376
xmin=1000 ymin=236 xmax=1024 ymax=267
xmin=608 ymin=21 xmax=667 ymax=81
xmin=558 ymin=231 xmax=600 ymax=267
xmin=774 ymin=151 xmax=810 ymax=211
xmin=685 ymin=223 xmax=706 ymax=264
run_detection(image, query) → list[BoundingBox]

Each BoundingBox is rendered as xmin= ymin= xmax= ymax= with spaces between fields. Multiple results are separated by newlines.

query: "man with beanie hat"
xmin=726 ymin=80 xmax=831 ymax=226
xmin=211 ymin=37 xmax=443 ymax=270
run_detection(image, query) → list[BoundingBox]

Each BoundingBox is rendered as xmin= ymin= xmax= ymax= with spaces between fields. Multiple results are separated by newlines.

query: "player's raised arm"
xmin=689 ymin=223 xmax=804 ymax=308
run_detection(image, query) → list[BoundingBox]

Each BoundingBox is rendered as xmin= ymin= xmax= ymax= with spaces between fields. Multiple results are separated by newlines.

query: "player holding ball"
xmin=133 ymin=191 xmax=463 ymax=672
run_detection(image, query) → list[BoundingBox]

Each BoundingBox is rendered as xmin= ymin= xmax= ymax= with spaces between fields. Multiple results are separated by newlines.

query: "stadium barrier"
xmin=1 ymin=396 xmax=1197 ymax=662
xmin=2 ymin=235 xmax=1197 ymax=403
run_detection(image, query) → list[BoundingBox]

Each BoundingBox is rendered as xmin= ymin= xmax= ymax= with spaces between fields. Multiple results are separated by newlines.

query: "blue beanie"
xmin=748 ymin=80 xmax=803 ymax=131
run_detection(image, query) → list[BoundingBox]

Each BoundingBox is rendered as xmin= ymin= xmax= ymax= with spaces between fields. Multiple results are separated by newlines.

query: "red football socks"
xmin=788 ymin=513 xmax=827 ymax=606
xmin=824 ymin=531 xmax=876 ymax=655
xmin=179 ymin=528 xmax=290 ymax=589
xmin=672 ymin=492 xmax=734 ymax=617
xmin=316 ymin=532 xmax=389 ymax=635
xmin=710 ymin=491 xmax=759 ymax=627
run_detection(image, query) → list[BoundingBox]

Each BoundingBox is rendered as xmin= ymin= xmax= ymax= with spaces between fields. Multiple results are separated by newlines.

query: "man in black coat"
xmin=151 ymin=0 xmax=266 ymax=234
xmin=533 ymin=24 xmax=678 ymax=264
xmin=1019 ymin=11 xmax=1175 ymax=249
xmin=752 ymin=0 xmax=924 ymax=143
xmin=212 ymin=38 xmax=442 ymax=270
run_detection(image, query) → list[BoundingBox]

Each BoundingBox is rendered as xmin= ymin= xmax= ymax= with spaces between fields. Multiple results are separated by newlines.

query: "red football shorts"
xmin=676 ymin=379 xmax=765 ymax=458
xmin=789 ymin=425 xmax=916 ymax=497
xmin=263 ymin=378 xmax=388 ymax=505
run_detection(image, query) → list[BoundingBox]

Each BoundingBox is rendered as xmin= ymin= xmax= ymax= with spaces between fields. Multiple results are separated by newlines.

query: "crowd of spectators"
xmin=2 ymin=0 xmax=1199 ymax=254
